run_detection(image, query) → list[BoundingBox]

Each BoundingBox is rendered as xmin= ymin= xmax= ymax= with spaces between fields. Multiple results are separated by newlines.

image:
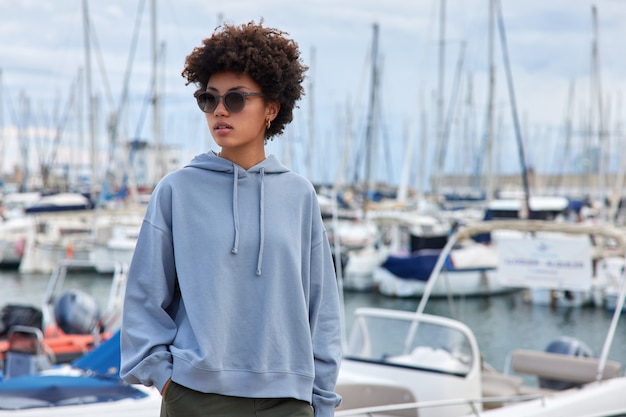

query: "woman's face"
xmin=203 ymin=71 xmax=278 ymax=158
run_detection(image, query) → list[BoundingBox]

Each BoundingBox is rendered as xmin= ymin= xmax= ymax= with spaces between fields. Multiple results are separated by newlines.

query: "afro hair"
xmin=182 ymin=21 xmax=308 ymax=140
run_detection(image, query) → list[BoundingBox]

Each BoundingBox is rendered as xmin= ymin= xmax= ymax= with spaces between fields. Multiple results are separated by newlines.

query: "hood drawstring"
xmin=229 ymin=164 xmax=265 ymax=276
xmin=256 ymin=168 xmax=266 ymax=276
xmin=231 ymin=166 xmax=240 ymax=254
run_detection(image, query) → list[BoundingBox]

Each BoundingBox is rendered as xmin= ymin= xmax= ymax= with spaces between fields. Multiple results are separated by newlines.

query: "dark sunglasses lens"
xmin=224 ymin=92 xmax=246 ymax=113
xmin=197 ymin=93 xmax=218 ymax=113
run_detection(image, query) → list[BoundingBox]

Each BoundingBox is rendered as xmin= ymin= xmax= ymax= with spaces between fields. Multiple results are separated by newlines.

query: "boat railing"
xmin=414 ymin=220 xmax=626 ymax=385
xmin=334 ymin=392 xmax=546 ymax=416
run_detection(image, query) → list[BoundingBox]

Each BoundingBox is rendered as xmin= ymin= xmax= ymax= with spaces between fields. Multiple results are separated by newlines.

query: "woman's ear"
xmin=267 ymin=101 xmax=280 ymax=121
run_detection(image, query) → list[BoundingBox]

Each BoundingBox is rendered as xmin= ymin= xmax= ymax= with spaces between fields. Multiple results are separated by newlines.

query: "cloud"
xmin=1 ymin=0 xmax=625 ymax=187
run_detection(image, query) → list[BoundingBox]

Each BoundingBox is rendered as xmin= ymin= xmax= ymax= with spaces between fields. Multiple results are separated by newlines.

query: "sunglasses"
xmin=194 ymin=90 xmax=265 ymax=113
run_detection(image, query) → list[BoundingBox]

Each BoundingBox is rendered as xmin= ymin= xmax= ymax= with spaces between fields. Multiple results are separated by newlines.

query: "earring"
xmin=266 ymin=119 xmax=271 ymax=129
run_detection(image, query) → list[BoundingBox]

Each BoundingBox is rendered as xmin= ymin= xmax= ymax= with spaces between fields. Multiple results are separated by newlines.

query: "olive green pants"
xmin=160 ymin=381 xmax=314 ymax=417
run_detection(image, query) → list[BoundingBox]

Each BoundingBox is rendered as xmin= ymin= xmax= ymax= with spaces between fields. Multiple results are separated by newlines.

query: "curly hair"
xmin=182 ymin=21 xmax=308 ymax=140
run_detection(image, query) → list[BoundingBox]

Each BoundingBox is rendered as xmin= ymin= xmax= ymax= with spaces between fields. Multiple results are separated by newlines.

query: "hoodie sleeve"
xmin=309 ymin=225 xmax=343 ymax=417
xmin=120 ymin=184 xmax=178 ymax=393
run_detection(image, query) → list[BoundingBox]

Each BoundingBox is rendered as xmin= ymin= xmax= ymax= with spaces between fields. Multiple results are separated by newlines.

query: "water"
xmin=0 ymin=269 xmax=117 ymax=323
xmin=2 ymin=268 xmax=626 ymax=376
xmin=343 ymin=288 xmax=626 ymax=373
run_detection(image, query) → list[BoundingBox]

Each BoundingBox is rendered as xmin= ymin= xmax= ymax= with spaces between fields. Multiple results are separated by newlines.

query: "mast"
xmin=151 ymin=0 xmax=164 ymax=182
xmin=496 ymin=0 xmax=531 ymax=218
xmin=82 ymin=0 xmax=96 ymax=193
xmin=432 ymin=0 xmax=446 ymax=200
xmin=18 ymin=92 xmax=31 ymax=191
xmin=591 ymin=5 xmax=606 ymax=221
xmin=74 ymin=68 xmax=84 ymax=189
xmin=485 ymin=0 xmax=496 ymax=201
xmin=363 ymin=22 xmax=380 ymax=212
xmin=557 ymin=81 xmax=575 ymax=195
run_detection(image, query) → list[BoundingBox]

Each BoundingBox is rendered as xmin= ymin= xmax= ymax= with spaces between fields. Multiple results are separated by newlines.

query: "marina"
xmin=2 ymin=219 xmax=626 ymax=416
xmin=2 ymin=1 xmax=626 ymax=415
xmin=2 ymin=266 xmax=626 ymax=383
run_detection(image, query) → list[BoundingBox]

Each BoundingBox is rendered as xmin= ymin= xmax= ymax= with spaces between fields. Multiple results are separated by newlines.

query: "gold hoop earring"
xmin=266 ymin=119 xmax=271 ymax=129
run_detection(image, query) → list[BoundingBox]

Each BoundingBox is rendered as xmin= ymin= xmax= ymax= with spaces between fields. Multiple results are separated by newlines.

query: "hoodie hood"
xmin=185 ymin=151 xmax=290 ymax=176
xmin=185 ymin=152 xmax=290 ymax=276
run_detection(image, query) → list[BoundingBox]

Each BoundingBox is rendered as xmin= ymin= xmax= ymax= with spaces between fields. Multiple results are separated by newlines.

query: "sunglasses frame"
xmin=194 ymin=90 xmax=265 ymax=114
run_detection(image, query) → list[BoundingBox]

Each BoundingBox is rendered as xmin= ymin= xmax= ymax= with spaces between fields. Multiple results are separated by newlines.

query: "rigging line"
xmin=554 ymin=80 xmax=575 ymax=193
xmin=372 ymin=57 xmax=398 ymax=186
xmin=495 ymin=0 xmax=531 ymax=216
xmin=114 ymin=0 xmax=147 ymax=129
xmin=351 ymin=29 xmax=375 ymax=186
xmin=87 ymin=14 xmax=115 ymax=110
xmin=437 ymin=41 xmax=466 ymax=180
xmin=47 ymin=73 xmax=80 ymax=172
xmin=133 ymin=43 xmax=166 ymax=140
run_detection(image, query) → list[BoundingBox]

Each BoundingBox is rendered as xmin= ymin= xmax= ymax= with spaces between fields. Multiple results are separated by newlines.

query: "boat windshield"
xmin=345 ymin=309 xmax=475 ymax=376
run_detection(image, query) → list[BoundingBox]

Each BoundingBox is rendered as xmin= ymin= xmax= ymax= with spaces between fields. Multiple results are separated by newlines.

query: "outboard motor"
xmin=54 ymin=289 xmax=101 ymax=335
xmin=539 ymin=336 xmax=593 ymax=390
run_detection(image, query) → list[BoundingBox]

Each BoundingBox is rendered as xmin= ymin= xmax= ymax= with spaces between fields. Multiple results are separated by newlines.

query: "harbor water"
xmin=3 ymin=268 xmax=626 ymax=377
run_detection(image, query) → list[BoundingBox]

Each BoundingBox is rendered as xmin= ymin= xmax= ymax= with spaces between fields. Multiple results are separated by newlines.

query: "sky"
xmin=1 ymin=0 xmax=625 ymax=192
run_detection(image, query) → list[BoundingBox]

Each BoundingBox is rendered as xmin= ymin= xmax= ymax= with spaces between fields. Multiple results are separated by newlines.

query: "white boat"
xmin=23 ymin=193 xmax=92 ymax=214
xmin=19 ymin=206 xmax=145 ymax=274
xmin=599 ymin=256 xmax=626 ymax=311
xmin=18 ymin=214 xmax=94 ymax=274
xmin=88 ymin=211 xmax=143 ymax=273
xmin=341 ymin=210 xmax=453 ymax=292
xmin=0 ymin=216 xmax=34 ymax=267
xmin=371 ymin=197 xmax=605 ymax=300
xmin=372 ymin=242 xmax=513 ymax=297
xmin=0 ymin=192 xmax=42 ymax=268
xmin=334 ymin=219 xmax=626 ymax=417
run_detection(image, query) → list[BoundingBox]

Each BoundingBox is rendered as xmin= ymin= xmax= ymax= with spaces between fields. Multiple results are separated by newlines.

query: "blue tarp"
xmin=72 ymin=330 xmax=121 ymax=377
xmin=381 ymin=249 xmax=454 ymax=281
xmin=0 ymin=374 xmax=146 ymax=409
xmin=0 ymin=331 xmax=148 ymax=410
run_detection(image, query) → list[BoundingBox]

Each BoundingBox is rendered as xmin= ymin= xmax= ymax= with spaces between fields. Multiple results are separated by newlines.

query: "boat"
xmin=371 ymin=241 xmax=513 ymax=297
xmin=0 ymin=192 xmax=41 ymax=268
xmin=0 ymin=259 xmax=128 ymax=367
xmin=0 ymin=216 xmax=33 ymax=268
xmin=18 ymin=206 xmax=145 ymax=274
xmin=369 ymin=194 xmax=592 ymax=299
xmin=341 ymin=210 xmax=453 ymax=292
xmin=333 ymin=219 xmax=626 ymax=417
xmin=23 ymin=193 xmax=93 ymax=214
xmin=0 ymin=331 xmax=162 ymax=415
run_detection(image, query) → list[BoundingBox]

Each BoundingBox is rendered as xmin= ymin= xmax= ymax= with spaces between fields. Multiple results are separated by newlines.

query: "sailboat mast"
xmin=496 ymin=0 xmax=531 ymax=217
xmin=151 ymin=0 xmax=164 ymax=182
xmin=432 ymin=0 xmax=446 ymax=200
xmin=82 ymin=0 xmax=96 ymax=193
xmin=591 ymin=5 xmax=606 ymax=221
xmin=485 ymin=0 xmax=496 ymax=201
xmin=363 ymin=22 xmax=380 ymax=211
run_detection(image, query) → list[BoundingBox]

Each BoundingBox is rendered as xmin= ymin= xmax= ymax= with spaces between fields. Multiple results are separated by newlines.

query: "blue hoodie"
xmin=120 ymin=152 xmax=343 ymax=417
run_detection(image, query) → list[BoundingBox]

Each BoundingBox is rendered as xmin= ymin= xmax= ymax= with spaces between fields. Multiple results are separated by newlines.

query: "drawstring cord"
xmin=231 ymin=166 xmax=240 ymax=254
xmin=256 ymin=168 xmax=265 ymax=276
xmin=229 ymin=163 xmax=265 ymax=276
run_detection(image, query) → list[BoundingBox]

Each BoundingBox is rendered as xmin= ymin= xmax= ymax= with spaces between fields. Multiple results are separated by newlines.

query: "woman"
xmin=120 ymin=21 xmax=343 ymax=417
